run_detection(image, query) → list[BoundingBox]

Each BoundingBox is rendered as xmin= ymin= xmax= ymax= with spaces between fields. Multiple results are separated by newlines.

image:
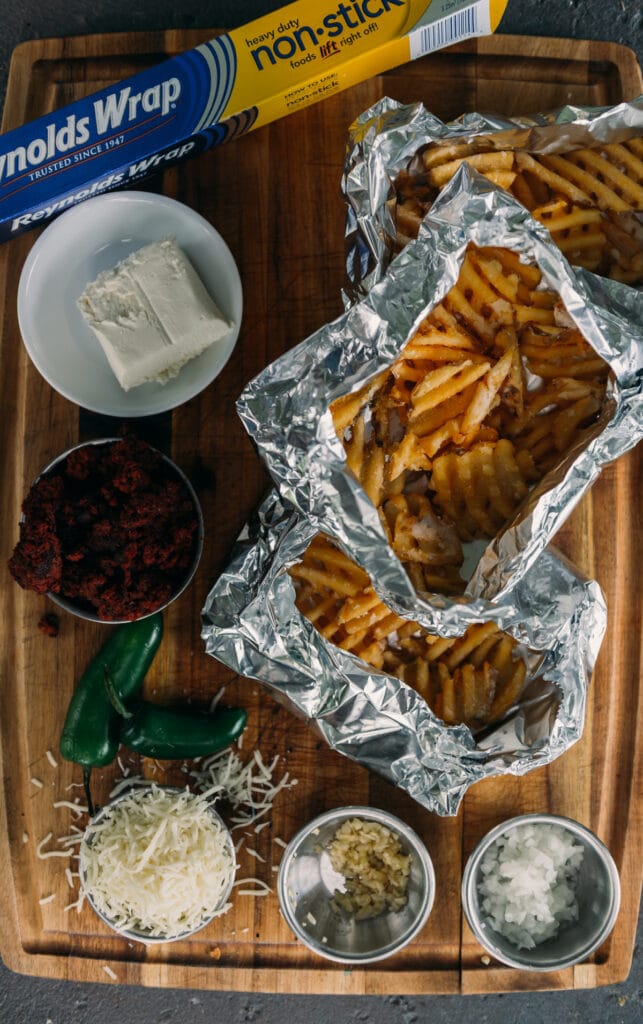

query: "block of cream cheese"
xmin=77 ymin=237 xmax=232 ymax=390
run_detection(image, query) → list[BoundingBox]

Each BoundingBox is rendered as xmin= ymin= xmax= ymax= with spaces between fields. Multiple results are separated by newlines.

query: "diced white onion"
xmin=477 ymin=822 xmax=584 ymax=949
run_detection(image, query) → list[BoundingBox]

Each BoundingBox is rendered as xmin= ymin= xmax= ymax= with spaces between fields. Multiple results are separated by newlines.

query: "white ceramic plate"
xmin=17 ymin=191 xmax=243 ymax=417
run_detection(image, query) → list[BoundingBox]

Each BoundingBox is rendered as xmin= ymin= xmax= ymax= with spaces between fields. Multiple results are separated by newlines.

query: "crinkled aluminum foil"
xmin=201 ymin=491 xmax=606 ymax=816
xmin=341 ymin=95 xmax=643 ymax=301
xmin=202 ymin=99 xmax=639 ymax=815
xmin=236 ymin=170 xmax=643 ymax=632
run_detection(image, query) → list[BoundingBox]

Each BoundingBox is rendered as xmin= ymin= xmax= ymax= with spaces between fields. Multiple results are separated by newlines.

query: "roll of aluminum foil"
xmin=201 ymin=491 xmax=606 ymax=817
xmin=236 ymin=169 xmax=642 ymax=631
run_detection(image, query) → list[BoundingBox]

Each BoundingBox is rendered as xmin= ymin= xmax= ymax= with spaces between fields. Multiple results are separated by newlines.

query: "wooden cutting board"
xmin=0 ymin=30 xmax=641 ymax=994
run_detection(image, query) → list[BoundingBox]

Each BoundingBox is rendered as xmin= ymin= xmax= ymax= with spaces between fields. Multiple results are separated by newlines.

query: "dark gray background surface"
xmin=0 ymin=1 xmax=641 ymax=1021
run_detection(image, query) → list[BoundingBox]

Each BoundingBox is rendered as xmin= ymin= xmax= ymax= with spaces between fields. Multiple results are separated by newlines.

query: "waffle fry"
xmin=331 ymin=244 xmax=609 ymax=594
xmin=390 ymin=136 xmax=643 ymax=283
xmin=425 ymin=150 xmax=515 ymax=189
xmin=519 ymin=324 xmax=610 ymax=380
xmin=381 ymin=493 xmax=464 ymax=571
xmin=290 ymin=534 xmax=531 ymax=731
xmin=430 ymin=440 xmax=535 ymax=542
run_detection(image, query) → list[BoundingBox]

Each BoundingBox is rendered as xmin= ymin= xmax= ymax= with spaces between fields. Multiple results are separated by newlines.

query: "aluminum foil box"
xmin=0 ymin=0 xmax=508 ymax=242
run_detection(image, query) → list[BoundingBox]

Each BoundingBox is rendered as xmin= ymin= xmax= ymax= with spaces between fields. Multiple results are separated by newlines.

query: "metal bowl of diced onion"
xmin=461 ymin=812 xmax=621 ymax=971
xmin=79 ymin=784 xmax=237 ymax=944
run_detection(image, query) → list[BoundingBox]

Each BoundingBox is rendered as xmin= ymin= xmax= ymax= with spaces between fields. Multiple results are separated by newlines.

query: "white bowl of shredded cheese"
xmin=79 ymin=784 xmax=237 ymax=943
xmin=461 ymin=813 xmax=620 ymax=971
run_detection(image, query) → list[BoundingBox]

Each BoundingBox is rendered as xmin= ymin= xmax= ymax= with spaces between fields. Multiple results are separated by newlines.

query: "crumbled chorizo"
xmin=9 ymin=436 xmax=199 ymax=620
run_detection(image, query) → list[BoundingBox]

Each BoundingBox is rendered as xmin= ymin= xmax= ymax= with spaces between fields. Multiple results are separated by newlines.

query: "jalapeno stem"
xmin=83 ymin=767 xmax=95 ymax=818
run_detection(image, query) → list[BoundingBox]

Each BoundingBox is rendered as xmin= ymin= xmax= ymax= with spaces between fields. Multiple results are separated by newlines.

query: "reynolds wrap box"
xmin=0 ymin=0 xmax=508 ymax=242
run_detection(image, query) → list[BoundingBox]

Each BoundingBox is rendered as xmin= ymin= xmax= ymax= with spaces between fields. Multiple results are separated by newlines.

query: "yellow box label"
xmin=222 ymin=0 xmax=509 ymax=129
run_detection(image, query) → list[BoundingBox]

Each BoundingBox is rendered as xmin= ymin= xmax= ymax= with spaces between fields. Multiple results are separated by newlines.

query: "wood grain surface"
xmin=0 ymin=30 xmax=641 ymax=994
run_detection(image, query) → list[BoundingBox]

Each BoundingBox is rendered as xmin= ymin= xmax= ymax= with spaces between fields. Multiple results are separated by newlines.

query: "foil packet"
xmin=201 ymin=491 xmax=606 ymax=816
xmin=237 ymin=171 xmax=643 ymax=632
xmin=341 ymin=95 xmax=643 ymax=301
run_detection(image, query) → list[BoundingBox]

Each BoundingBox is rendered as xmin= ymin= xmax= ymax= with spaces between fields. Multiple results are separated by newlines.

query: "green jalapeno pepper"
xmin=119 ymin=702 xmax=247 ymax=760
xmin=59 ymin=612 xmax=164 ymax=771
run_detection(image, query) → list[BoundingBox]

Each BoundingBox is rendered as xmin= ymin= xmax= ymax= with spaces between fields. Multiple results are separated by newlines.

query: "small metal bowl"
xmin=461 ymin=813 xmax=621 ymax=971
xmin=79 ymin=785 xmax=236 ymax=944
xmin=25 ymin=438 xmax=203 ymax=623
xmin=277 ymin=806 xmax=435 ymax=964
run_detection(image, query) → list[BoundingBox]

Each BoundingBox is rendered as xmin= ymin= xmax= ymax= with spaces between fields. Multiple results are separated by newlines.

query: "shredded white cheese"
xmin=30 ymin=777 xmax=44 ymax=789
xmin=80 ymin=785 xmax=236 ymax=939
xmin=38 ymin=742 xmax=294 ymax=930
xmin=102 ymin=965 xmax=118 ymax=980
xmin=233 ymin=878 xmax=272 ymax=897
xmin=45 ymin=750 xmax=59 ymax=768
xmin=36 ymin=832 xmax=73 ymax=859
xmin=246 ymin=848 xmax=265 ymax=863
xmin=209 ymin=687 xmax=226 ymax=712
xmin=109 ymin=774 xmax=149 ymax=798
xmin=190 ymin=748 xmax=297 ymax=831
xmin=54 ymin=800 xmax=88 ymax=817
xmin=39 ymin=894 xmax=56 ymax=905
